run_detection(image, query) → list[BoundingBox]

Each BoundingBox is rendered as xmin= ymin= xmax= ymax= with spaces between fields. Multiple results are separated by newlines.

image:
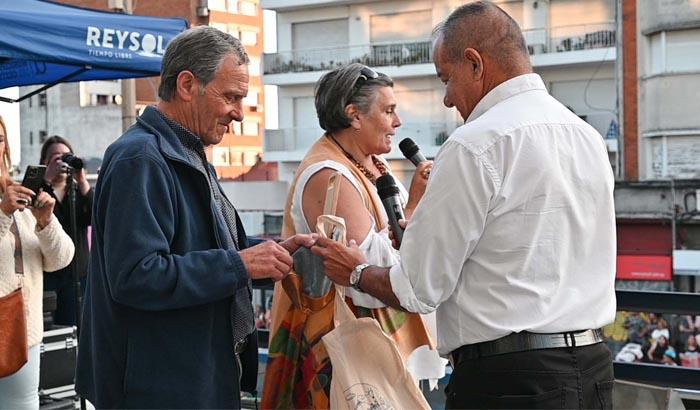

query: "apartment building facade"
xmin=19 ymin=0 xmax=265 ymax=179
xmin=262 ymin=0 xmax=619 ymax=185
xmin=633 ymin=0 xmax=700 ymax=180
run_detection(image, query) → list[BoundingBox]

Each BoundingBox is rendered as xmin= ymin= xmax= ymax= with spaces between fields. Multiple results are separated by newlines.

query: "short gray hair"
xmin=158 ymin=26 xmax=250 ymax=101
xmin=314 ymin=63 xmax=394 ymax=133
xmin=434 ymin=1 xmax=528 ymax=65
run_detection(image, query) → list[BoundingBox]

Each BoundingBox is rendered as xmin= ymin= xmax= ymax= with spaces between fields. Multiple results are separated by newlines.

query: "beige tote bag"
xmin=316 ymin=214 xmax=430 ymax=410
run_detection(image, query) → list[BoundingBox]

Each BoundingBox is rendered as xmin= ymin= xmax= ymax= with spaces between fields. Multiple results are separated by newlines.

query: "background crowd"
xmin=604 ymin=312 xmax=700 ymax=368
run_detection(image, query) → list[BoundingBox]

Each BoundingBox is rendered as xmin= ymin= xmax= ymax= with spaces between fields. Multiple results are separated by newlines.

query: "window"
xmin=211 ymin=22 xmax=227 ymax=33
xmin=96 ymin=94 xmax=109 ymax=105
xmin=208 ymin=0 xmax=227 ymax=12
xmin=243 ymin=121 xmax=258 ymax=136
xmin=28 ymin=96 xmax=32 ymax=108
xmin=29 ymin=131 xmax=33 ymax=146
xmin=292 ymin=19 xmax=348 ymax=51
xmin=39 ymin=130 xmax=47 ymax=144
xmin=650 ymin=28 xmax=700 ymax=74
xmin=212 ymin=146 xmax=231 ymax=166
xmin=370 ymin=11 xmax=432 ymax=43
xmin=226 ymin=0 xmax=238 ymax=13
xmin=232 ymin=121 xmax=242 ymax=135
xmin=243 ymin=91 xmax=258 ymax=107
xmin=240 ymin=1 xmax=256 ymax=16
xmin=38 ymin=93 xmax=47 ymax=107
xmin=240 ymin=30 xmax=257 ymax=46
xmin=230 ymin=150 xmax=243 ymax=166
xmin=249 ymin=56 xmax=261 ymax=77
xmin=243 ymin=151 xmax=258 ymax=166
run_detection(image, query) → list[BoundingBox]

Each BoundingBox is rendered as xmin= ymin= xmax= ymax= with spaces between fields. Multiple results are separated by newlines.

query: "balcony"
xmin=263 ymin=22 xmax=616 ymax=78
xmin=263 ymin=121 xmax=462 ymax=162
xmin=524 ymin=22 xmax=616 ymax=55
xmin=263 ymin=41 xmax=431 ymax=75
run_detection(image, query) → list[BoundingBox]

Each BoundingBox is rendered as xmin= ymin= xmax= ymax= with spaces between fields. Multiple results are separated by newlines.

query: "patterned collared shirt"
xmin=156 ymin=109 xmax=255 ymax=346
xmin=156 ymin=110 xmax=240 ymax=249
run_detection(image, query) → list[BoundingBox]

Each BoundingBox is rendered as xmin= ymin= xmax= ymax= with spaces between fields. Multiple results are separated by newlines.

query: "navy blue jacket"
xmin=76 ymin=107 xmax=259 ymax=408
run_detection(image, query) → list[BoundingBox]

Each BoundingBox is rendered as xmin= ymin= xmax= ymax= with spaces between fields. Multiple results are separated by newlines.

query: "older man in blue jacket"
xmin=76 ymin=26 xmax=316 ymax=408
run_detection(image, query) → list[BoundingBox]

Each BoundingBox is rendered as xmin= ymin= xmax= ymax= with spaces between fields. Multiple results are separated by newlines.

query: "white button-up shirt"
xmin=389 ymin=73 xmax=617 ymax=355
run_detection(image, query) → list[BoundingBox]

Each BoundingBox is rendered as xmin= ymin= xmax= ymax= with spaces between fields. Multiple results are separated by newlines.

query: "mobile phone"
xmin=21 ymin=165 xmax=47 ymax=205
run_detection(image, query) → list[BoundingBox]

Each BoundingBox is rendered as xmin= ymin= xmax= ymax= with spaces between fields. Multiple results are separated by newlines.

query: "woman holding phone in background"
xmin=0 ymin=116 xmax=74 ymax=409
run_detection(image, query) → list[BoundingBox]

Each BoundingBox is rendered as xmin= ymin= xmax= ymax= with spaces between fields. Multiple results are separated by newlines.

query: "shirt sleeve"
xmin=389 ymin=141 xmax=497 ymax=314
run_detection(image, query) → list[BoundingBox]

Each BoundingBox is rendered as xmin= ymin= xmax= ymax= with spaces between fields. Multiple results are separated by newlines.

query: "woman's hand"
xmin=30 ymin=190 xmax=56 ymax=229
xmin=0 ymin=183 xmax=35 ymax=216
xmin=76 ymin=168 xmax=91 ymax=195
xmin=404 ymin=160 xmax=433 ymax=219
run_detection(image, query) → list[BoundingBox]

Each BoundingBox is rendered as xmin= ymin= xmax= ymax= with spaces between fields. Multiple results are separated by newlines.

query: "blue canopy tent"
xmin=0 ymin=0 xmax=188 ymax=103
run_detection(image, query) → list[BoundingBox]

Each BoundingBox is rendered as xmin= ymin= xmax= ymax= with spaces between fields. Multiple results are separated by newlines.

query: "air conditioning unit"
xmin=196 ymin=6 xmax=209 ymax=17
xmin=673 ymin=250 xmax=700 ymax=276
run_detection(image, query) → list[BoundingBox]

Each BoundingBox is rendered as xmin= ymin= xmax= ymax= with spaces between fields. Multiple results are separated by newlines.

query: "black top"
xmin=44 ymin=182 xmax=93 ymax=277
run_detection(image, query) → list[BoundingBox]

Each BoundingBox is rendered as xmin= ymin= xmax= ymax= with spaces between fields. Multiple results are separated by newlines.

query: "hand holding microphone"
xmin=399 ymin=138 xmax=433 ymax=217
xmin=377 ymin=174 xmax=405 ymax=247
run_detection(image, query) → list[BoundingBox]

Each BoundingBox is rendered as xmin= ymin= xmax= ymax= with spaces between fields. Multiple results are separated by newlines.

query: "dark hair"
xmin=158 ymin=26 xmax=249 ymax=101
xmin=314 ymin=63 xmax=394 ymax=133
xmin=435 ymin=1 xmax=528 ymax=64
xmin=40 ymin=135 xmax=74 ymax=165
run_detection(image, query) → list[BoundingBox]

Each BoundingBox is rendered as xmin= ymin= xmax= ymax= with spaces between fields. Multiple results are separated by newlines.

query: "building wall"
xmin=637 ymin=0 xmax=700 ymax=179
xmin=19 ymin=83 xmax=122 ymax=171
xmin=266 ymin=0 xmax=619 ymax=184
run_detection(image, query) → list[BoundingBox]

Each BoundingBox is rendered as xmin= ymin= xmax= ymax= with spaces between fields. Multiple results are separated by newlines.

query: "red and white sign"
xmin=616 ymin=255 xmax=672 ymax=281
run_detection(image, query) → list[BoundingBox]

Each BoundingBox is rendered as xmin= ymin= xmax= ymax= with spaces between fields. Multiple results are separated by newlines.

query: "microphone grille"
xmin=399 ymin=137 xmax=419 ymax=158
xmin=376 ymin=174 xmax=400 ymax=199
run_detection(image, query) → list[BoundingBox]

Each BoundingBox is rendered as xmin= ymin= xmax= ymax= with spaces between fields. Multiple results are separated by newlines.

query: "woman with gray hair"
xmin=262 ymin=63 xmax=444 ymax=409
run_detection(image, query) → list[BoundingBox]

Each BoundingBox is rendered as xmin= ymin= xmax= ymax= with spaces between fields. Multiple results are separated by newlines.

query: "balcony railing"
xmin=524 ymin=22 xmax=616 ymax=55
xmin=264 ymin=22 xmax=616 ymax=75
xmin=263 ymin=41 xmax=432 ymax=75
xmin=264 ymin=122 xmax=461 ymax=153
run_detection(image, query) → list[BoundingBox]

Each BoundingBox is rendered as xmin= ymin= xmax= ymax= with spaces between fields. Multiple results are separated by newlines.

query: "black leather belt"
xmin=451 ymin=329 xmax=604 ymax=365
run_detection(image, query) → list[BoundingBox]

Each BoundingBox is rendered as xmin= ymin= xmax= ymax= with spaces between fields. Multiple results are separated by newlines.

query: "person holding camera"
xmin=0 ymin=117 xmax=75 ymax=409
xmin=40 ymin=136 xmax=93 ymax=326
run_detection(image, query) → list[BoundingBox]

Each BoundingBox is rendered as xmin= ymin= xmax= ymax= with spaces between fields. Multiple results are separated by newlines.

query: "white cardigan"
xmin=0 ymin=210 xmax=74 ymax=347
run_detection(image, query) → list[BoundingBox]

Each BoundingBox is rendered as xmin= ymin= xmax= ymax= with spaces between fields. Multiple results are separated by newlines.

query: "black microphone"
xmin=399 ymin=137 xmax=427 ymax=166
xmin=376 ymin=174 xmax=405 ymax=246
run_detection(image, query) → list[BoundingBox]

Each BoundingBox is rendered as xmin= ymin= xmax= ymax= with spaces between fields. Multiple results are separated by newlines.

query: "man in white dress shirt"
xmin=312 ymin=2 xmax=617 ymax=409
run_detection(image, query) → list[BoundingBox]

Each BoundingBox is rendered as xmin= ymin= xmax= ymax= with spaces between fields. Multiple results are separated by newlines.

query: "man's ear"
xmin=463 ymin=48 xmax=484 ymax=80
xmin=175 ymin=70 xmax=199 ymax=102
xmin=344 ymin=104 xmax=361 ymax=130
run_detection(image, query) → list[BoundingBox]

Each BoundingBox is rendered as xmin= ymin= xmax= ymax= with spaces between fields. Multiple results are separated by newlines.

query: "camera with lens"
xmin=60 ymin=153 xmax=84 ymax=171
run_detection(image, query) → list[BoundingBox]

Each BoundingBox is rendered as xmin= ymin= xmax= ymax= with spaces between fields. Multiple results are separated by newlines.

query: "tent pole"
xmin=119 ymin=0 xmax=137 ymax=132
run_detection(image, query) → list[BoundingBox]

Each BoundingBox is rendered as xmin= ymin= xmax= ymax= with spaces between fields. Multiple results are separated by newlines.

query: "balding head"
xmin=434 ymin=1 xmax=531 ymax=74
xmin=432 ymin=1 xmax=532 ymax=120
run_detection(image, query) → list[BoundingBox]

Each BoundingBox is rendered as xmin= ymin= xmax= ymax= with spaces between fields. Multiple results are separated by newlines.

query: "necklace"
xmin=328 ymin=134 xmax=387 ymax=184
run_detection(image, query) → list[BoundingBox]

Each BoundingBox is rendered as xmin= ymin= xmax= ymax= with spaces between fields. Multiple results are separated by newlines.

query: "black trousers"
xmin=44 ymin=273 xmax=86 ymax=326
xmin=445 ymin=342 xmax=614 ymax=409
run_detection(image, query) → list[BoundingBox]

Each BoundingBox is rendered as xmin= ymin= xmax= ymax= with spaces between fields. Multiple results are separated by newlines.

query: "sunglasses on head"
xmin=354 ymin=66 xmax=379 ymax=89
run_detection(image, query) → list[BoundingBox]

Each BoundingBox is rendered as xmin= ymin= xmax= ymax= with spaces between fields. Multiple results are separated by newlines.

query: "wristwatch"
xmin=349 ymin=263 xmax=370 ymax=292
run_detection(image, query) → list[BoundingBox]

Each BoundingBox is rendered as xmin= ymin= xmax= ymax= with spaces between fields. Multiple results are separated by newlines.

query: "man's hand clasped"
xmin=239 ymin=233 xmax=319 ymax=282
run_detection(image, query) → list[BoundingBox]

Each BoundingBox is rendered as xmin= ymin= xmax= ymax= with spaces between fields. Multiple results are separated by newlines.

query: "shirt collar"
xmin=466 ymin=73 xmax=547 ymax=123
xmin=154 ymin=109 xmax=205 ymax=153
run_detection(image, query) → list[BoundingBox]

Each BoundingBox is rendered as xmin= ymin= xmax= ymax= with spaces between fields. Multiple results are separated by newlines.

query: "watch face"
xmin=350 ymin=270 xmax=359 ymax=285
